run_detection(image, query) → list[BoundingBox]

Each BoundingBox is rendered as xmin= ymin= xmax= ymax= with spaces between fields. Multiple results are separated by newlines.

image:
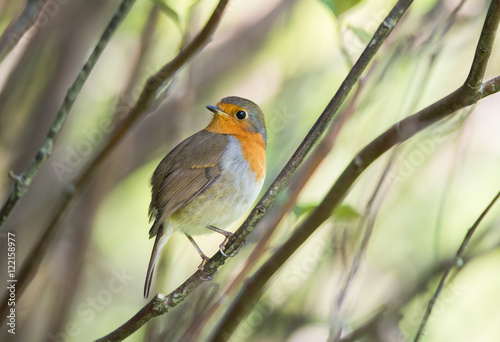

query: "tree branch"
xmin=0 ymin=0 xmax=136 ymax=228
xmin=464 ymin=0 xmax=500 ymax=93
xmin=209 ymin=0 xmax=500 ymax=339
xmin=482 ymin=75 xmax=500 ymax=98
xmin=0 ymin=0 xmax=229 ymax=323
xmin=413 ymin=189 xmax=500 ymax=341
xmin=96 ymin=0 xmax=413 ymax=341
xmin=0 ymin=0 xmax=48 ymax=63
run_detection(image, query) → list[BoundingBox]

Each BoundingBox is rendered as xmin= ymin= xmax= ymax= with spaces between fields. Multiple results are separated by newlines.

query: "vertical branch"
xmin=0 ymin=0 xmax=136 ymax=228
xmin=464 ymin=0 xmax=499 ymax=92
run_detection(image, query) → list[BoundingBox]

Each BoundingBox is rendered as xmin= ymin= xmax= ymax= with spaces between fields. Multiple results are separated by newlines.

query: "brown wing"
xmin=148 ymin=130 xmax=228 ymax=238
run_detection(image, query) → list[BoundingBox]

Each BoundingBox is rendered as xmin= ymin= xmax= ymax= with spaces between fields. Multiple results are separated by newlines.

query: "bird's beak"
xmin=206 ymin=105 xmax=227 ymax=116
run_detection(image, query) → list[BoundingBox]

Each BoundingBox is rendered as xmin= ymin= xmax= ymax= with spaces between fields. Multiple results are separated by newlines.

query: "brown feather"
xmin=148 ymin=130 xmax=228 ymax=238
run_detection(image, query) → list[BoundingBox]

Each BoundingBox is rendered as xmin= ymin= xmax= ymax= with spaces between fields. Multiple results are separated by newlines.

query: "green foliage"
xmin=152 ymin=0 xmax=182 ymax=31
xmin=333 ymin=203 xmax=360 ymax=221
xmin=319 ymin=0 xmax=363 ymax=17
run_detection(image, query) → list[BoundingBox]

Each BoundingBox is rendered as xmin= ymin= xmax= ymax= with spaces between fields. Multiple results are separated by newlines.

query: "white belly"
xmin=168 ymin=136 xmax=264 ymax=235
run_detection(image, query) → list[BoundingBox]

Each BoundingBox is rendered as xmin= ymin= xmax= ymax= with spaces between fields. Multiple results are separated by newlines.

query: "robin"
xmin=144 ymin=96 xmax=266 ymax=298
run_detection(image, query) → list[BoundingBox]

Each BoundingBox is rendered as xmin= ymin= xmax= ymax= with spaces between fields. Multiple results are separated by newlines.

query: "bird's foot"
xmin=198 ymin=258 xmax=218 ymax=281
xmin=219 ymin=235 xmax=247 ymax=258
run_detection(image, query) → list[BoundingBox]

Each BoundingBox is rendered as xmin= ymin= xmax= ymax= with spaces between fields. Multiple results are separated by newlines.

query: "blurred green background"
xmin=1 ymin=0 xmax=500 ymax=341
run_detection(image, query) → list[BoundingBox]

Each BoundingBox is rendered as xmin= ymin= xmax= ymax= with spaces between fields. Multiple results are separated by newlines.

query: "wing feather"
xmin=148 ymin=130 xmax=228 ymax=237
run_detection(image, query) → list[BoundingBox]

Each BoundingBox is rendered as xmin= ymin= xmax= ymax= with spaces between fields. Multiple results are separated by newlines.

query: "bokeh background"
xmin=1 ymin=0 xmax=500 ymax=341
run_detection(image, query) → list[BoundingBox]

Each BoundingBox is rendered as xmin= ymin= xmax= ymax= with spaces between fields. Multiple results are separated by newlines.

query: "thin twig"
xmin=331 ymin=148 xmax=397 ymax=341
xmin=0 ymin=0 xmax=229 ymax=323
xmin=208 ymin=0 xmax=500 ymax=338
xmin=0 ymin=0 xmax=136 ymax=228
xmin=96 ymin=1 xmax=414 ymax=341
xmin=414 ymin=189 xmax=500 ymax=341
xmin=340 ymin=221 xmax=500 ymax=341
xmin=338 ymin=307 xmax=388 ymax=342
xmin=433 ymin=106 xmax=474 ymax=259
xmin=0 ymin=0 xmax=48 ymax=63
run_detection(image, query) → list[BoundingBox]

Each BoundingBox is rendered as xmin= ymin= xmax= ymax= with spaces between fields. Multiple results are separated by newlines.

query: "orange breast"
xmin=235 ymin=133 xmax=266 ymax=182
xmin=206 ymin=116 xmax=266 ymax=182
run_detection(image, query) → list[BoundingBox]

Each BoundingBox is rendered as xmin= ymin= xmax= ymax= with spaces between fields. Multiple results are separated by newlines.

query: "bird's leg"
xmin=207 ymin=225 xmax=244 ymax=257
xmin=186 ymin=234 xmax=217 ymax=281
xmin=186 ymin=234 xmax=209 ymax=270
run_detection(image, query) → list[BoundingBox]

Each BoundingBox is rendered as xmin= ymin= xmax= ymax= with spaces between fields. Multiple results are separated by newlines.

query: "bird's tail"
xmin=144 ymin=223 xmax=173 ymax=298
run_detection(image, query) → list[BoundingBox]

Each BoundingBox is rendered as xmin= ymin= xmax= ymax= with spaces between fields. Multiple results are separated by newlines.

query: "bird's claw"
xmin=219 ymin=238 xmax=247 ymax=258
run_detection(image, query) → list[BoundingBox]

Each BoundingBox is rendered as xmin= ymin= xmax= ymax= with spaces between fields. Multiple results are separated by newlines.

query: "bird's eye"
xmin=236 ymin=111 xmax=247 ymax=120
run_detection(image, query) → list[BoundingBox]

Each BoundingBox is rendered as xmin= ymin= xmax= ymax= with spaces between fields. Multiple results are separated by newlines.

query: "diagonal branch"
xmin=0 ymin=0 xmax=136 ymax=228
xmin=482 ymin=75 xmax=500 ymax=97
xmin=340 ymin=238 xmax=500 ymax=341
xmin=0 ymin=0 xmax=48 ymax=63
xmin=414 ymin=189 xmax=500 ymax=341
xmin=209 ymin=0 xmax=500 ymax=339
xmin=0 ymin=0 xmax=229 ymax=323
xmin=97 ymin=1 xmax=414 ymax=341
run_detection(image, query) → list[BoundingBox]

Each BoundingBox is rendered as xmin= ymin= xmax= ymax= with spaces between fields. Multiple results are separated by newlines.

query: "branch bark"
xmin=0 ymin=0 xmax=229 ymax=322
xmin=209 ymin=0 xmax=500 ymax=339
xmin=0 ymin=0 xmax=136 ymax=228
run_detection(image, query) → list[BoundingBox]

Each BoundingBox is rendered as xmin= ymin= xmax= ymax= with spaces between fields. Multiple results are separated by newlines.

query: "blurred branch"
xmin=414 ymin=189 xmax=500 ymax=341
xmin=331 ymin=148 xmax=396 ymax=341
xmin=116 ymin=5 xmax=159 ymax=116
xmin=209 ymin=0 xmax=500 ymax=339
xmin=0 ymin=0 xmax=48 ymax=63
xmin=338 ymin=307 xmax=388 ymax=342
xmin=45 ymin=5 xmax=161 ymax=339
xmin=0 ymin=0 xmax=229 ymax=324
xmin=97 ymin=0 xmax=414 ymax=340
xmin=0 ymin=0 xmax=136 ymax=228
xmin=340 ymin=234 xmax=500 ymax=341
xmin=339 ymin=216 xmax=500 ymax=341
